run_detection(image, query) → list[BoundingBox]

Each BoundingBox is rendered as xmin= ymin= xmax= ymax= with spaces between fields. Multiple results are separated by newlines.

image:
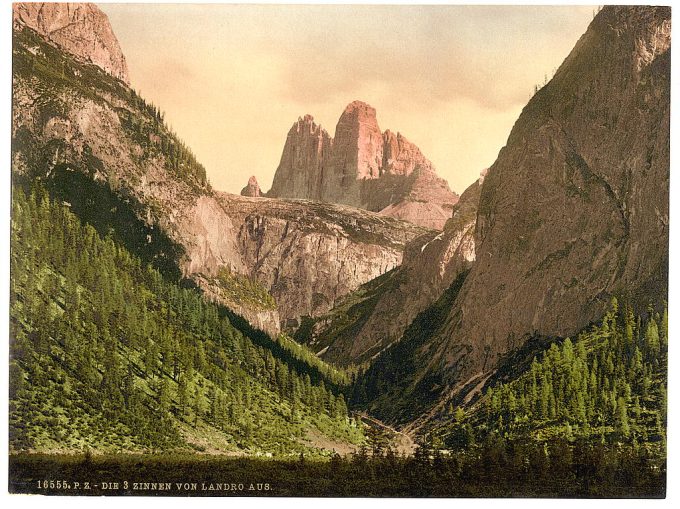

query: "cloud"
xmin=264 ymin=5 xmax=593 ymax=112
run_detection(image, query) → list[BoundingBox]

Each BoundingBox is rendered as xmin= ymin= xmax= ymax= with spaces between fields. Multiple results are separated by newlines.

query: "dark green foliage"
xmin=430 ymin=298 xmax=667 ymax=459
xmin=217 ymin=305 xmax=352 ymax=394
xmin=210 ymin=267 xmax=277 ymax=310
xmin=345 ymin=294 xmax=666 ymax=497
xmin=15 ymin=166 xmax=186 ymax=282
xmin=9 ymin=186 xmax=362 ymax=454
xmin=9 ymin=443 xmax=665 ymax=497
xmin=350 ymin=272 xmax=469 ymax=423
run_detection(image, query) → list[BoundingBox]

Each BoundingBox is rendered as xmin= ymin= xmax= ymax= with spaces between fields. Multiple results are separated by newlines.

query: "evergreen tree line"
xmin=9 ymin=438 xmax=665 ymax=497
xmin=335 ymin=297 xmax=667 ymax=496
xmin=9 ymin=186 xmax=360 ymax=454
xmin=438 ymin=298 xmax=667 ymax=451
xmin=339 ymin=435 xmax=664 ymax=497
xmin=117 ymin=91 xmax=208 ymax=190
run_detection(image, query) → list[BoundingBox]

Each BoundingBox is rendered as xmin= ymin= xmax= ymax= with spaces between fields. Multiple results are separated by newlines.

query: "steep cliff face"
xmin=12 ymin=15 xmax=426 ymax=337
xmin=218 ymin=195 xmax=429 ymax=331
xmin=12 ymin=28 xmax=232 ymax=279
xmin=321 ymin=101 xmax=384 ymax=205
xmin=268 ymin=115 xmax=333 ymax=200
xmin=381 ymin=129 xmax=433 ymax=177
xmin=13 ymin=3 xmax=130 ymax=84
xmin=300 ymin=175 xmax=482 ymax=365
xmin=455 ymin=4 xmax=670 ymax=375
xmin=376 ymin=165 xmax=464 ymax=229
xmin=360 ymin=6 xmax=670 ymax=424
xmin=267 ymin=101 xmax=459 ymax=229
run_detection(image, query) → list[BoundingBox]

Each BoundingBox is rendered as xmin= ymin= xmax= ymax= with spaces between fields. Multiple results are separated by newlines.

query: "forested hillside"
xmin=430 ymin=299 xmax=667 ymax=454
xmin=9 ymin=185 xmax=362 ymax=455
xmin=7 ymin=4 xmax=669 ymax=499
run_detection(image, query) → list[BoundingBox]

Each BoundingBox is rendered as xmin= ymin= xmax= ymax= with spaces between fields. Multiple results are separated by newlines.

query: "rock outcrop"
xmin=267 ymin=101 xmax=459 ymax=229
xmin=219 ymin=195 xmax=429 ymax=331
xmin=240 ymin=176 xmax=262 ymax=197
xmin=448 ymin=4 xmax=670 ymax=382
xmin=302 ymin=174 xmax=483 ymax=365
xmin=358 ymin=6 xmax=670 ymax=425
xmin=13 ymin=3 xmax=130 ymax=84
xmin=268 ymin=115 xmax=333 ymax=200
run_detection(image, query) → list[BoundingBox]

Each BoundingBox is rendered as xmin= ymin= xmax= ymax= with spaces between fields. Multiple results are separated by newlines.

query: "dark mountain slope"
xmin=9 ymin=186 xmax=362 ymax=454
xmin=355 ymin=6 xmax=670 ymax=424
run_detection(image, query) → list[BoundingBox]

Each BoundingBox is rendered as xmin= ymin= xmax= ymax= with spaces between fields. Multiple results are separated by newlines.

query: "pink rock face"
xmin=240 ymin=176 xmax=262 ymax=197
xmin=334 ymin=100 xmax=384 ymax=180
xmin=13 ymin=2 xmax=130 ymax=85
xmin=381 ymin=130 xmax=432 ymax=177
xmin=371 ymin=5 xmax=670 ymax=419
xmin=268 ymin=115 xmax=333 ymax=200
xmin=268 ymin=100 xmax=459 ymax=229
xmin=321 ymin=101 xmax=384 ymax=205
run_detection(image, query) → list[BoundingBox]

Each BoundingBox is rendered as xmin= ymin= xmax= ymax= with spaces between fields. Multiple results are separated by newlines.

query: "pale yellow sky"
xmin=100 ymin=3 xmax=596 ymax=195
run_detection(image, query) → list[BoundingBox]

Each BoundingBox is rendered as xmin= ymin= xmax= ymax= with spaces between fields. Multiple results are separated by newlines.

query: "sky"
xmin=100 ymin=3 xmax=596 ymax=195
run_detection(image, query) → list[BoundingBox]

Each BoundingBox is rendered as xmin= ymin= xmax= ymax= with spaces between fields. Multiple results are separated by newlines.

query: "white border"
xmin=1 ymin=1 xmax=676 ymax=509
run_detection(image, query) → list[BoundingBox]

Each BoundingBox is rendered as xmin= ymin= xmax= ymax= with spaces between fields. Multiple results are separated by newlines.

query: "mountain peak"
xmin=240 ymin=175 xmax=262 ymax=197
xmin=267 ymin=101 xmax=458 ymax=229
xmin=342 ymin=100 xmax=376 ymax=115
xmin=13 ymin=2 xmax=130 ymax=85
xmin=293 ymin=114 xmax=327 ymax=138
xmin=337 ymin=100 xmax=380 ymax=133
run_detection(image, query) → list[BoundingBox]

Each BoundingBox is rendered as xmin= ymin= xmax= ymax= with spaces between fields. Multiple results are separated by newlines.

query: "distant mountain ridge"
xmin=262 ymin=101 xmax=459 ymax=230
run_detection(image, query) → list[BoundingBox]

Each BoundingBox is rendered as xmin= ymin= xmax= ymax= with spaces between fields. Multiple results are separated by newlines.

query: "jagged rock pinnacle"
xmin=267 ymin=100 xmax=459 ymax=229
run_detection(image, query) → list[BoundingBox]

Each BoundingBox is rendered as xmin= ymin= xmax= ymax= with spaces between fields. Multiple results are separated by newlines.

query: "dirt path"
xmin=356 ymin=412 xmax=417 ymax=456
xmin=299 ymin=428 xmax=359 ymax=457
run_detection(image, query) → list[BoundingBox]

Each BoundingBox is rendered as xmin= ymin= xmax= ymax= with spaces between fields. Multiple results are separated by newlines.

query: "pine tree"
xmin=616 ymin=396 xmax=630 ymax=437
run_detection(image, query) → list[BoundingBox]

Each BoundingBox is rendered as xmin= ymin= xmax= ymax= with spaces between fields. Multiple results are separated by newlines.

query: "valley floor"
xmin=9 ymin=445 xmax=665 ymax=498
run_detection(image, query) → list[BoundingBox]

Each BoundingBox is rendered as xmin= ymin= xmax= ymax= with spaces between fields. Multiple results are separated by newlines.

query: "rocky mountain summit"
xmin=240 ymin=175 xmax=262 ymax=197
xmin=356 ymin=5 xmax=670 ymax=425
xmin=12 ymin=3 xmax=130 ymax=84
xmin=266 ymin=101 xmax=459 ymax=229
